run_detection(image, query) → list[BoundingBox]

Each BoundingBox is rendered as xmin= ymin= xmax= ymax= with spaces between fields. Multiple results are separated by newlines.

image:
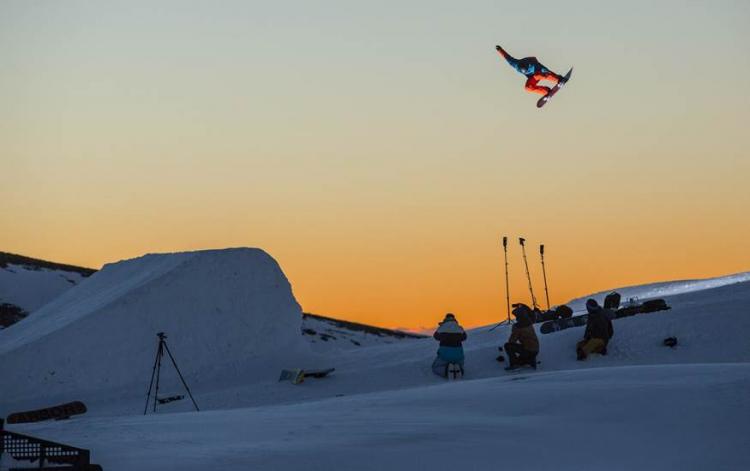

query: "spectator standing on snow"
xmin=577 ymin=299 xmax=614 ymax=360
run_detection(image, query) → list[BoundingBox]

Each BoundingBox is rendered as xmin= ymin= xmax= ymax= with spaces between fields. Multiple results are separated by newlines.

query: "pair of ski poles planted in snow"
xmin=490 ymin=236 xmax=551 ymax=331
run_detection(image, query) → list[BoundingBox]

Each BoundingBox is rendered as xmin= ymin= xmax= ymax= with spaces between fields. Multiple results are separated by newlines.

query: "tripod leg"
xmin=163 ymin=342 xmax=200 ymax=412
xmin=144 ymin=341 xmax=162 ymax=415
xmin=153 ymin=342 xmax=164 ymax=413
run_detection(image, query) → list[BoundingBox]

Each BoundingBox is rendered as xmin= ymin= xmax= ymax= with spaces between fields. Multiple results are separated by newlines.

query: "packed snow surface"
xmin=1 ymin=253 xmax=748 ymax=470
xmin=13 ymin=363 xmax=749 ymax=471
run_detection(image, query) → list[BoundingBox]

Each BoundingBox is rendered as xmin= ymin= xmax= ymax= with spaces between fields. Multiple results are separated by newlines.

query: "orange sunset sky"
xmin=2 ymin=1 xmax=749 ymax=330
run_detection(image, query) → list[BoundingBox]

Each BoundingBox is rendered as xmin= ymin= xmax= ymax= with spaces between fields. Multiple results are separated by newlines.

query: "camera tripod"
xmin=144 ymin=332 xmax=200 ymax=414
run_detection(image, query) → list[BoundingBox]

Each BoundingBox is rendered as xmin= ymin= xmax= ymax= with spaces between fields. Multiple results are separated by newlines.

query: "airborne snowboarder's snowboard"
xmin=6 ymin=401 xmax=87 ymax=424
xmin=537 ymin=67 xmax=573 ymax=108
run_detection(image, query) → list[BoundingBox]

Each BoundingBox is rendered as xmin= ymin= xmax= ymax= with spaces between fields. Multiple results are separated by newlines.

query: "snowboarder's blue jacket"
xmin=437 ymin=346 xmax=465 ymax=363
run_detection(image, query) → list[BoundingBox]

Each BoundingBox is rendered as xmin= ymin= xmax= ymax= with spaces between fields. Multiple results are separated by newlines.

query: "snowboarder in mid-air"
xmin=495 ymin=45 xmax=572 ymax=107
xmin=432 ymin=313 xmax=467 ymax=379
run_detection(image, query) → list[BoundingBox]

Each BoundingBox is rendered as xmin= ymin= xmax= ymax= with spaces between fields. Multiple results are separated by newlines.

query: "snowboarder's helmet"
xmin=444 ymin=313 xmax=456 ymax=321
xmin=585 ymin=299 xmax=600 ymax=313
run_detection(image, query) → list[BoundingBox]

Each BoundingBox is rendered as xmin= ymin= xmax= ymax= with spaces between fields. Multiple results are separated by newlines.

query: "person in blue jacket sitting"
xmin=432 ymin=313 xmax=467 ymax=377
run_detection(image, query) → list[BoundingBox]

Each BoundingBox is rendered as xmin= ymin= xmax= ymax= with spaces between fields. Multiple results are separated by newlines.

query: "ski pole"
xmin=540 ymin=244 xmax=550 ymax=311
xmin=519 ymin=238 xmax=538 ymax=310
xmin=489 ymin=236 xmax=512 ymax=332
xmin=503 ymin=236 xmax=511 ymax=324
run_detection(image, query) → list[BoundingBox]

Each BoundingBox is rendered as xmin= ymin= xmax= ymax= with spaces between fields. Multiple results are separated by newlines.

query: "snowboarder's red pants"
xmin=525 ymin=73 xmax=560 ymax=96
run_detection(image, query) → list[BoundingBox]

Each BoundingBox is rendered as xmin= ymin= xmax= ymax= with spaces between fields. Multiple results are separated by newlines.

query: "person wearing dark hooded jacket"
xmin=576 ymin=299 xmax=614 ymax=360
xmin=504 ymin=303 xmax=540 ymax=370
xmin=432 ymin=313 xmax=467 ymax=377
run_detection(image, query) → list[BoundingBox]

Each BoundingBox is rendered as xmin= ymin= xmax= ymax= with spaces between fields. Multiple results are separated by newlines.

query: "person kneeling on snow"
xmin=432 ymin=313 xmax=467 ymax=377
xmin=504 ymin=303 xmax=540 ymax=370
xmin=576 ymin=299 xmax=614 ymax=360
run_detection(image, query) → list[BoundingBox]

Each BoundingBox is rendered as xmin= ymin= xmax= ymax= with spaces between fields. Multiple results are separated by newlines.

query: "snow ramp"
xmin=0 ymin=248 xmax=305 ymax=408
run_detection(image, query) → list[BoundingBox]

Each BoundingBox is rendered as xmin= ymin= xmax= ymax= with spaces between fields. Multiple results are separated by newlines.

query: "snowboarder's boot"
xmin=528 ymin=353 xmax=538 ymax=369
xmin=447 ymin=363 xmax=463 ymax=380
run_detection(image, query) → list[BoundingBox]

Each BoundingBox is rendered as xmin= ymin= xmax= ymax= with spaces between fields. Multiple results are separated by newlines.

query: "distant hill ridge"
xmin=303 ymin=312 xmax=427 ymax=341
xmin=0 ymin=251 xmax=96 ymax=276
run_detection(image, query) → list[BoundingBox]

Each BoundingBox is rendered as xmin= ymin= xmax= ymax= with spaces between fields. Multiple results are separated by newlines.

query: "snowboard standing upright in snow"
xmin=432 ymin=313 xmax=467 ymax=379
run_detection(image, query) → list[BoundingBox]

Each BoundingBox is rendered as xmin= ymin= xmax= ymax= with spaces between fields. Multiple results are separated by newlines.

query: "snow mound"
xmin=0 ymin=248 xmax=305 ymax=406
xmin=565 ymin=270 xmax=750 ymax=310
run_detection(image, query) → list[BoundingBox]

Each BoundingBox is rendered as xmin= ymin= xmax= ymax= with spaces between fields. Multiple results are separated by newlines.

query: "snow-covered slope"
xmin=13 ymin=363 xmax=748 ymax=471
xmin=0 ymin=252 xmax=94 ymax=328
xmin=2 ymin=261 xmax=748 ymax=470
xmin=565 ymin=270 xmax=750 ymax=311
xmin=0 ymin=248 xmax=306 ymax=409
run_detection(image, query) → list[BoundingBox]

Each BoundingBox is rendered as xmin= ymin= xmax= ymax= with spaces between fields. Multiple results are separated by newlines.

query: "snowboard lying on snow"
xmin=6 ymin=400 xmax=87 ymax=424
xmin=279 ymin=368 xmax=335 ymax=385
xmin=540 ymin=313 xmax=590 ymax=334
xmin=540 ymin=299 xmax=671 ymax=334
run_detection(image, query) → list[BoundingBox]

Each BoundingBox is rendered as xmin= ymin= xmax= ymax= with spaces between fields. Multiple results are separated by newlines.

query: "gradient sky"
xmin=2 ymin=0 xmax=749 ymax=330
